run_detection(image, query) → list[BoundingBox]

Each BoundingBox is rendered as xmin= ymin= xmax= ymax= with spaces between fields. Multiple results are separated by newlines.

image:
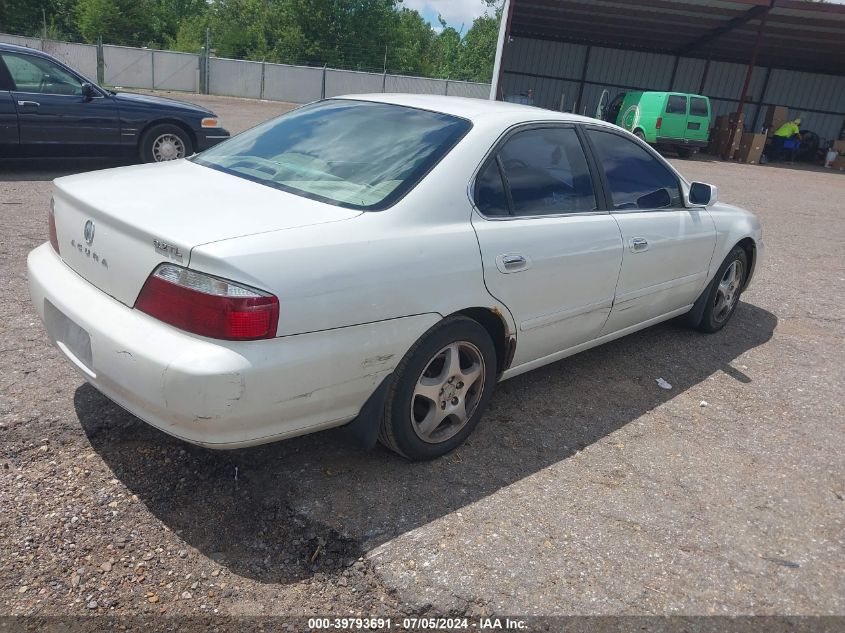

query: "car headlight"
xmin=201 ymin=117 xmax=221 ymax=128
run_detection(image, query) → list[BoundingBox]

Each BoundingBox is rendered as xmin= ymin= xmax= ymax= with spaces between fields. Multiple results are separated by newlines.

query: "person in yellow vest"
xmin=772 ymin=117 xmax=802 ymax=162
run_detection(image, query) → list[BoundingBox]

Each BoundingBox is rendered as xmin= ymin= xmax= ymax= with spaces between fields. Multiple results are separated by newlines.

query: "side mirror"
xmin=636 ymin=187 xmax=672 ymax=209
xmin=81 ymin=82 xmax=97 ymax=101
xmin=689 ymin=182 xmax=718 ymax=207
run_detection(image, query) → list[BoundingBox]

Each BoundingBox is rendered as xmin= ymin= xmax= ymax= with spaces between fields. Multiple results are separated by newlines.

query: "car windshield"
xmin=193 ymin=99 xmax=471 ymax=210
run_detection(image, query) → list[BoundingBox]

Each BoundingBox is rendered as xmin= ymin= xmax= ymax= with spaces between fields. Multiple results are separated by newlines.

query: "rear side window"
xmin=666 ymin=95 xmax=687 ymax=115
xmin=586 ymin=129 xmax=681 ymax=210
xmin=478 ymin=127 xmax=596 ymax=216
xmin=475 ymin=160 xmax=509 ymax=217
xmin=690 ymin=97 xmax=709 ymax=117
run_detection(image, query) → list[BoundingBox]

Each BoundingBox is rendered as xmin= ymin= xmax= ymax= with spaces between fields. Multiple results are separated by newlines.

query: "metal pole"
xmin=723 ymin=2 xmax=771 ymax=159
xmin=668 ymin=55 xmax=680 ymax=91
xmin=96 ymin=37 xmax=104 ymax=85
xmin=574 ymin=46 xmax=591 ymax=114
xmin=489 ymin=0 xmax=513 ymax=100
xmin=150 ymin=50 xmax=155 ymax=90
xmin=750 ymin=66 xmax=772 ymax=132
xmin=260 ymin=60 xmax=266 ymax=100
xmin=321 ymin=64 xmax=327 ymax=99
xmin=41 ymin=9 xmax=47 ymax=49
xmin=204 ymin=28 xmax=211 ymax=94
xmin=698 ymin=56 xmax=711 ymax=95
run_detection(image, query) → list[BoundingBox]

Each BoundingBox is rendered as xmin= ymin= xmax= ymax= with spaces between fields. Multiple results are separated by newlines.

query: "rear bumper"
xmin=195 ymin=128 xmax=230 ymax=151
xmin=27 ymin=243 xmax=436 ymax=448
xmin=656 ymin=137 xmax=709 ymax=148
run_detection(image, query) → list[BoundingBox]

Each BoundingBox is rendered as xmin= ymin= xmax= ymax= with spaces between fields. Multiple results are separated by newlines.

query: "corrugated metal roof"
xmin=509 ymin=0 xmax=845 ymax=75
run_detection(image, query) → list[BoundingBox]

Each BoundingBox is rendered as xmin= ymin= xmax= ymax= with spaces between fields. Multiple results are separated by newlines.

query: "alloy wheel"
xmin=713 ymin=260 xmax=743 ymax=323
xmin=410 ymin=341 xmax=486 ymax=444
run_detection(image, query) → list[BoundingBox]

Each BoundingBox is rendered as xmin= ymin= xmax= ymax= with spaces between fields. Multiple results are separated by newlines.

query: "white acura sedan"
xmin=28 ymin=94 xmax=762 ymax=460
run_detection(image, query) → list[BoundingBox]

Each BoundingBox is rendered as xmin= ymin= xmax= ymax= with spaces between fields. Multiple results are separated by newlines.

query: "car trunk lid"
xmin=51 ymin=160 xmax=361 ymax=306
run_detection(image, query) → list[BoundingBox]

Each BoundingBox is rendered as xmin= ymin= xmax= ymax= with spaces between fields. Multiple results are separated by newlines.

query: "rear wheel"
xmin=634 ymin=129 xmax=647 ymax=142
xmin=379 ymin=316 xmax=497 ymax=461
xmin=694 ymin=247 xmax=748 ymax=333
xmin=676 ymin=146 xmax=695 ymax=158
xmin=140 ymin=123 xmax=193 ymax=163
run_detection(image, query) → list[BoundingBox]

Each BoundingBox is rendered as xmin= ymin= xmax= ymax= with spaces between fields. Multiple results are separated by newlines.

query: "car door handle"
xmin=629 ymin=237 xmax=649 ymax=253
xmin=17 ymin=100 xmax=40 ymax=107
xmin=496 ymin=253 xmax=530 ymax=273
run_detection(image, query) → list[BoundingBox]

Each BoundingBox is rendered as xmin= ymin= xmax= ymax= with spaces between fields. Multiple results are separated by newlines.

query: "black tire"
xmin=139 ymin=123 xmax=193 ymax=163
xmin=676 ymin=146 xmax=694 ymax=158
xmin=378 ymin=316 xmax=498 ymax=461
xmin=634 ymin=129 xmax=647 ymax=142
xmin=694 ymin=247 xmax=748 ymax=333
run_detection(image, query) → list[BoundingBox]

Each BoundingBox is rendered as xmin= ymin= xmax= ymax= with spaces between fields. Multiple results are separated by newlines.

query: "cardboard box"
xmin=830 ymin=155 xmax=845 ymax=171
xmin=711 ymin=127 xmax=743 ymax=157
xmin=832 ymin=139 xmax=845 ymax=154
xmin=715 ymin=112 xmax=745 ymax=132
xmin=738 ymin=132 xmax=766 ymax=164
xmin=764 ymin=105 xmax=789 ymax=134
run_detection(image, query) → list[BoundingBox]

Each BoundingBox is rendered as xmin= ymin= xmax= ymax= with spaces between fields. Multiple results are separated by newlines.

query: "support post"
xmin=751 ymin=66 xmax=772 ymax=132
xmin=574 ymin=46 xmax=591 ymax=114
xmin=321 ymin=64 xmax=327 ymax=100
xmin=489 ymin=0 xmax=513 ymax=100
xmin=668 ymin=55 xmax=680 ymax=91
xmin=150 ymin=49 xmax=155 ymax=90
xmin=260 ymin=60 xmax=266 ymax=100
xmin=698 ymin=56 xmax=711 ymax=95
xmin=723 ymin=2 xmax=772 ymax=159
xmin=96 ymin=37 xmax=104 ymax=85
xmin=204 ymin=28 xmax=211 ymax=94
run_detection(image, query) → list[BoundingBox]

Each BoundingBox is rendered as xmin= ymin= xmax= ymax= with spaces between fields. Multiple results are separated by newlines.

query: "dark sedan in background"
xmin=0 ymin=43 xmax=230 ymax=162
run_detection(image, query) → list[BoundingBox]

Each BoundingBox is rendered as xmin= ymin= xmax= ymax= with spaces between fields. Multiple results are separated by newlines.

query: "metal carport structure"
xmin=490 ymin=0 xmax=845 ymax=143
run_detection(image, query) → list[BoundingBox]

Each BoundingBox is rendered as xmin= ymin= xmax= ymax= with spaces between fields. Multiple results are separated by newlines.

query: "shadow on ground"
xmin=75 ymin=302 xmax=776 ymax=585
xmin=0 ymin=157 xmax=134 ymax=181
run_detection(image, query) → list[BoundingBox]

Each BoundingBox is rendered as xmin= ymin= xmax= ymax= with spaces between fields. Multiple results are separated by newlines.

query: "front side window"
xmin=194 ymin=99 xmax=471 ymax=210
xmin=690 ymin=97 xmax=709 ymax=117
xmin=666 ymin=95 xmax=687 ymax=115
xmin=478 ymin=127 xmax=596 ymax=216
xmin=587 ymin=129 xmax=681 ymax=210
xmin=1 ymin=52 xmax=83 ymax=95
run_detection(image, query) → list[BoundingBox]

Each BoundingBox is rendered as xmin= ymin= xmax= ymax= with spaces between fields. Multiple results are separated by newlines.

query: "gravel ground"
xmin=0 ymin=92 xmax=843 ymax=625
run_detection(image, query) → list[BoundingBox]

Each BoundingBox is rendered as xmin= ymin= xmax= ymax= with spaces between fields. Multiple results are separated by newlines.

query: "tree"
xmin=457 ymin=13 xmax=499 ymax=82
xmin=76 ymin=0 xmax=157 ymax=45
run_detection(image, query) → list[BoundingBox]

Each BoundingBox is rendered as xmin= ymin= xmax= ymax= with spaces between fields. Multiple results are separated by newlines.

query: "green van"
xmin=602 ymin=91 xmax=711 ymax=157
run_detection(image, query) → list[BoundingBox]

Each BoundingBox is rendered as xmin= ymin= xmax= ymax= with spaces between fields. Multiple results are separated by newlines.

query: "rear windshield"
xmin=193 ymin=99 xmax=471 ymax=211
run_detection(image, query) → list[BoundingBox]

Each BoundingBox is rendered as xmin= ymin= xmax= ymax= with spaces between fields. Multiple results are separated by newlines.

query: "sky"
xmin=400 ymin=0 xmax=493 ymax=33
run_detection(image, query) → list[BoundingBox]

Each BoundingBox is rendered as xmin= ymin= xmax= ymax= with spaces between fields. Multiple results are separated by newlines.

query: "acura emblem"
xmin=83 ymin=220 xmax=95 ymax=245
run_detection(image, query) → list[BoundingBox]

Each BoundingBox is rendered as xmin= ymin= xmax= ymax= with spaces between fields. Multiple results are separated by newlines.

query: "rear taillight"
xmin=48 ymin=198 xmax=60 ymax=254
xmin=656 ymin=117 xmax=663 ymax=130
xmin=135 ymin=264 xmax=279 ymax=341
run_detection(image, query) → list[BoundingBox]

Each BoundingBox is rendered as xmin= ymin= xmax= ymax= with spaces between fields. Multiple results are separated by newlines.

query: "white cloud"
xmin=400 ymin=0 xmax=492 ymax=30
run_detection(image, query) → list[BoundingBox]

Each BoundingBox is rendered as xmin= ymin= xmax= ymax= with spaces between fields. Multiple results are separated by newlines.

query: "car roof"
xmin=0 ymin=42 xmax=56 ymax=60
xmin=335 ymin=93 xmax=604 ymax=126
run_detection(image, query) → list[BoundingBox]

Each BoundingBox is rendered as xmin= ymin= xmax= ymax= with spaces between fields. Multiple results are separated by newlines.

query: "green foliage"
xmin=3 ymin=0 xmax=503 ymax=81
xmin=76 ymin=0 xmax=158 ymax=46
